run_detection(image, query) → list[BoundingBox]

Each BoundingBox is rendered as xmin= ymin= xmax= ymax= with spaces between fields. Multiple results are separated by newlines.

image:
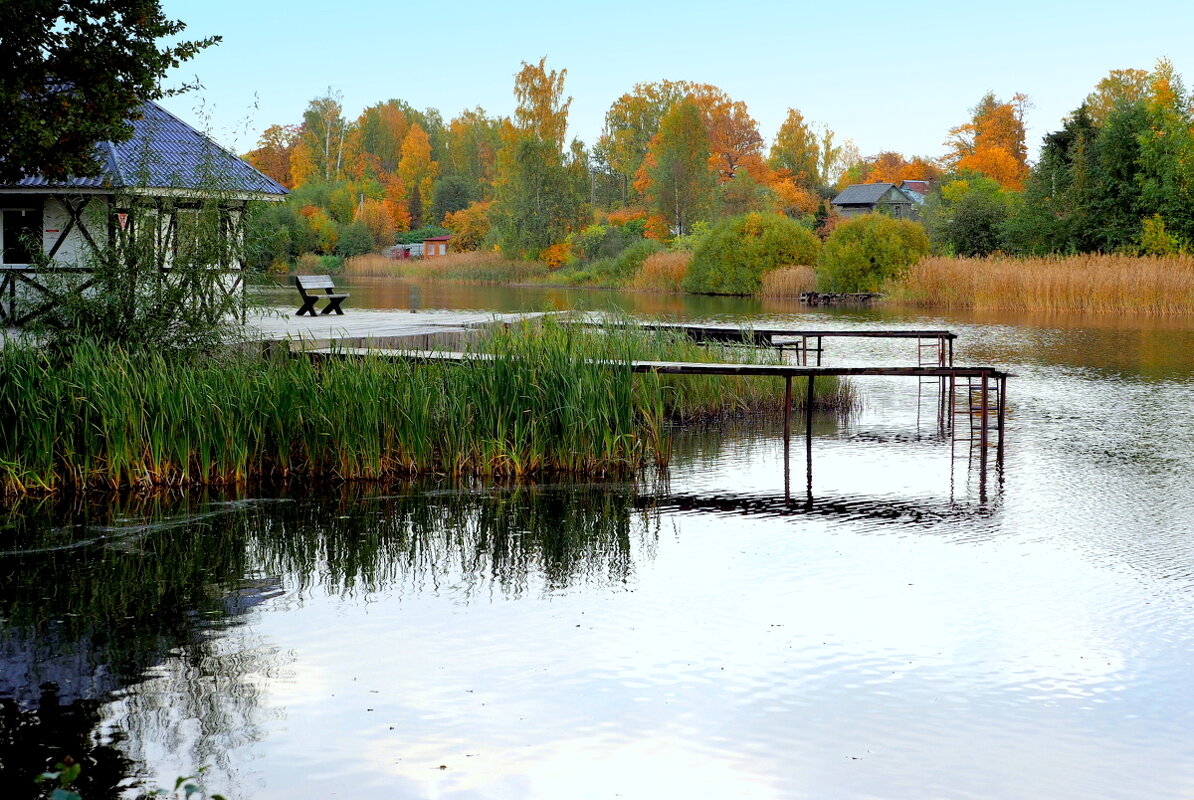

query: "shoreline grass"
xmin=889 ymin=254 xmax=1194 ymax=315
xmin=0 ymin=321 xmax=854 ymax=496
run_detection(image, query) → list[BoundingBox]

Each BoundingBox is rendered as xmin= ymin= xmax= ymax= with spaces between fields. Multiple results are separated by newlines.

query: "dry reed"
xmin=759 ymin=265 xmax=817 ymax=297
xmin=631 ymin=251 xmax=691 ymax=292
xmin=343 ymin=254 xmax=401 ymax=276
xmin=891 ymin=254 xmax=1194 ymax=315
xmin=396 ymin=251 xmax=549 ymax=284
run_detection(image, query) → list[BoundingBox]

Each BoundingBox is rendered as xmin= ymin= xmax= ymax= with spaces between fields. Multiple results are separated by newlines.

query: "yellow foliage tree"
xmin=397 ymin=123 xmax=439 ymax=227
xmin=443 ymin=201 xmax=491 ymax=251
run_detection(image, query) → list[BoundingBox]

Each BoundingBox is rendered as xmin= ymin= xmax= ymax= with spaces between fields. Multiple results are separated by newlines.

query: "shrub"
xmin=570 ymin=222 xmax=646 ymax=262
xmin=568 ymin=239 xmax=664 ymax=286
xmin=683 ymin=212 xmax=820 ymax=295
xmin=336 ymin=220 xmax=375 ymax=257
xmin=817 ymin=213 xmax=930 ymax=292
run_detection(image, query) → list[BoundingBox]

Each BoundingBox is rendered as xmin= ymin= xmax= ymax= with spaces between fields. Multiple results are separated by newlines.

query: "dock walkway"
xmin=569 ymin=320 xmax=957 ymax=366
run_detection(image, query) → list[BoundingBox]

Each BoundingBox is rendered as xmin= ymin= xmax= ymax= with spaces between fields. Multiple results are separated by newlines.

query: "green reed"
xmin=0 ymin=321 xmax=854 ymax=494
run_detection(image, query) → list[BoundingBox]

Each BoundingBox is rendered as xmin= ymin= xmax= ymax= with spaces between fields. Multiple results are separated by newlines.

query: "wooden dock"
xmin=244 ymin=308 xmax=557 ymax=349
xmin=569 ymin=320 xmax=958 ymax=366
xmin=304 ymin=345 xmax=1009 ymax=472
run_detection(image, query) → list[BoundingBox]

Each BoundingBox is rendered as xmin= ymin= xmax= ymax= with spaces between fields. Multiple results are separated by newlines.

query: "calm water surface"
xmin=2 ymin=278 xmax=1193 ymax=799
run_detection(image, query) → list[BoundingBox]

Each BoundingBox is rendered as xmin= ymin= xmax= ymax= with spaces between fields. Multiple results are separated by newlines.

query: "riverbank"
xmin=340 ymin=251 xmax=1194 ymax=315
xmin=0 ymin=321 xmax=854 ymax=495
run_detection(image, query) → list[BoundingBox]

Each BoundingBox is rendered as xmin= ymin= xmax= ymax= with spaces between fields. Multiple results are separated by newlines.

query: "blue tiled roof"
xmin=6 ymin=101 xmax=287 ymax=196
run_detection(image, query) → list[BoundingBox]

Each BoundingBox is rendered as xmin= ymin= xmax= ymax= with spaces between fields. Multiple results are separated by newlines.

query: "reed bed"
xmin=759 ymin=265 xmax=817 ymax=297
xmin=343 ymin=253 xmax=401 ymax=276
xmin=0 ymin=322 xmax=854 ymax=495
xmin=396 ymin=251 xmax=551 ymax=284
xmin=892 ymin=254 xmax=1194 ymax=315
xmin=631 ymin=251 xmax=691 ymax=292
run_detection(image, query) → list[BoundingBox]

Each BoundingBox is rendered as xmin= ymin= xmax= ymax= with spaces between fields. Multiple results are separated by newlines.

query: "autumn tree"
xmin=598 ymin=80 xmax=692 ymax=203
xmin=345 ymin=100 xmax=411 ymax=178
xmin=690 ymin=87 xmax=764 ymax=181
xmin=944 ymin=92 xmax=1030 ymax=190
xmin=291 ymin=91 xmax=351 ymax=185
xmin=244 ymin=124 xmax=299 ymax=188
xmin=514 ymin=57 xmax=570 ymax=149
xmin=491 ymin=59 xmax=584 ymax=259
xmin=769 ymin=108 xmax=820 ymax=189
xmin=597 ymin=80 xmax=762 ymax=202
xmin=1084 ymin=69 xmax=1151 ymax=125
xmin=355 ymin=197 xmax=396 ymax=249
xmin=838 ymin=152 xmax=940 ymax=188
xmin=635 ymin=97 xmax=716 ymax=236
xmin=397 ymin=123 xmax=439 ymax=228
xmin=443 ymin=201 xmax=491 ymax=251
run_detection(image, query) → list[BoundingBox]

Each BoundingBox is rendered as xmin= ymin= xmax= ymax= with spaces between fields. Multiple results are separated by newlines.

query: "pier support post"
xmin=784 ymin=376 xmax=792 ymax=502
xmin=806 ymin=375 xmax=815 ymax=498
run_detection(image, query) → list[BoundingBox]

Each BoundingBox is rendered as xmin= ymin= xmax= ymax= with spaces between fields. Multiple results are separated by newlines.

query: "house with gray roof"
xmin=0 ymin=100 xmax=287 ymax=325
xmin=830 ymin=182 xmax=923 ymax=220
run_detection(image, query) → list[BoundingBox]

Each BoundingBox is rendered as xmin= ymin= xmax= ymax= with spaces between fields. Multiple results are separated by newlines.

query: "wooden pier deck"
xmin=569 ymin=320 xmax=958 ymax=366
xmin=305 ymin=346 xmax=1009 ymax=454
xmin=244 ymin=308 xmax=556 ymax=348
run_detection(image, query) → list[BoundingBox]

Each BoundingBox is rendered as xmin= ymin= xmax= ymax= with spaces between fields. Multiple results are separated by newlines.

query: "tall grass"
xmin=0 ymin=322 xmax=853 ymax=495
xmin=343 ymin=253 xmax=400 ymax=276
xmin=892 ymin=254 xmax=1194 ymax=315
xmin=631 ymin=251 xmax=691 ymax=292
xmin=759 ymin=265 xmax=817 ymax=297
xmin=396 ymin=251 xmax=550 ymax=284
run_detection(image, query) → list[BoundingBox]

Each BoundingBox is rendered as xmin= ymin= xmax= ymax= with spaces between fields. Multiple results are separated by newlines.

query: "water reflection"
xmin=0 ymin=483 xmax=659 ymax=796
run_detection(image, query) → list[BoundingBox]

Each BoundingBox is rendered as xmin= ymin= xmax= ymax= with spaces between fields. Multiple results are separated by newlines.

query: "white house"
xmin=0 ymin=101 xmax=287 ymax=325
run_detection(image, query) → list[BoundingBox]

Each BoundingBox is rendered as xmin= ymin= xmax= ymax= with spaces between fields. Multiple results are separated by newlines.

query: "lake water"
xmin=3 ymin=278 xmax=1193 ymax=799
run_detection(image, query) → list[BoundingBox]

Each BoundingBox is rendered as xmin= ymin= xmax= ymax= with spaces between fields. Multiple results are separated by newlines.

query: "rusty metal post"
xmin=979 ymin=372 xmax=990 ymax=490
xmin=784 ymin=375 xmax=793 ymax=502
xmin=997 ymin=375 xmax=1007 ymax=466
xmin=805 ymin=374 xmax=815 ymax=496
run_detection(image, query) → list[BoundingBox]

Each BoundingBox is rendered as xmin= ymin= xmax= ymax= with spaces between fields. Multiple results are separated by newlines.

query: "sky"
xmin=158 ymin=0 xmax=1194 ymax=165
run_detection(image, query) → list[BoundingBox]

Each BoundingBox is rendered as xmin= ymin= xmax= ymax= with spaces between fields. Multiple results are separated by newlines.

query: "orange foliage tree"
xmin=837 ymin=152 xmax=941 ymax=189
xmin=244 ymin=124 xmax=299 ymax=188
xmin=944 ymin=92 xmax=1030 ymax=190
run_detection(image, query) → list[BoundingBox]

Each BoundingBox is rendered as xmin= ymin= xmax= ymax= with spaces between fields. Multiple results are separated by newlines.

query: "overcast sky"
xmin=158 ymin=0 xmax=1193 ymax=163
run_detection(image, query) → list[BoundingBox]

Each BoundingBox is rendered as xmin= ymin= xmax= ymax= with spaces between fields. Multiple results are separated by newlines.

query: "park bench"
xmin=294 ymin=274 xmax=349 ymax=316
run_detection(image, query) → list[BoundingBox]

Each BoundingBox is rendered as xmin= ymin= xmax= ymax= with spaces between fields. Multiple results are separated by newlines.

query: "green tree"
xmin=817 ymin=213 xmax=930 ymax=292
xmin=491 ymin=60 xmax=583 ymax=259
xmin=769 ymin=108 xmax=821 ymax=189
xmin=1136 ymin=60 xmax=1194 ymax=244
xmin=924 ymin=177 xmax=1015 ymax=256
xmin=683 ymin=212 xmax=820 ymax=295
xmin=0 ymin=1 xmax=218 ymax=182
xmin=337 ymin=220 xmax=375 ymax=257
xmin=431 ymin=175 xmax=473 ymax=223
xmin=637 ymin=98 xmax=716 ymax=236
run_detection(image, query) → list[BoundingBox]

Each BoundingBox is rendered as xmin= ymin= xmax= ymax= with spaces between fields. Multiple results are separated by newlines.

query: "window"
xmin=1 ymin=207 xmax=43 ymax=265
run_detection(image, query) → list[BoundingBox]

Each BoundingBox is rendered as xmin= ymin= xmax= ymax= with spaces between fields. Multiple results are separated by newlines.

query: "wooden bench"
xmin=294 ymin=274 xmax=349 ymax=316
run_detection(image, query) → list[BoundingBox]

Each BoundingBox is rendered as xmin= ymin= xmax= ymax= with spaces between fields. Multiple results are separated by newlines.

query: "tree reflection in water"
xmin=0 ymin=482 xmax=657 ymax=798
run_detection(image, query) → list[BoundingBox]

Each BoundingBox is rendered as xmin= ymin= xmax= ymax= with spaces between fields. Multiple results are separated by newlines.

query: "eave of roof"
xmin=4 ymin=100 xmax=288 ymax=197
